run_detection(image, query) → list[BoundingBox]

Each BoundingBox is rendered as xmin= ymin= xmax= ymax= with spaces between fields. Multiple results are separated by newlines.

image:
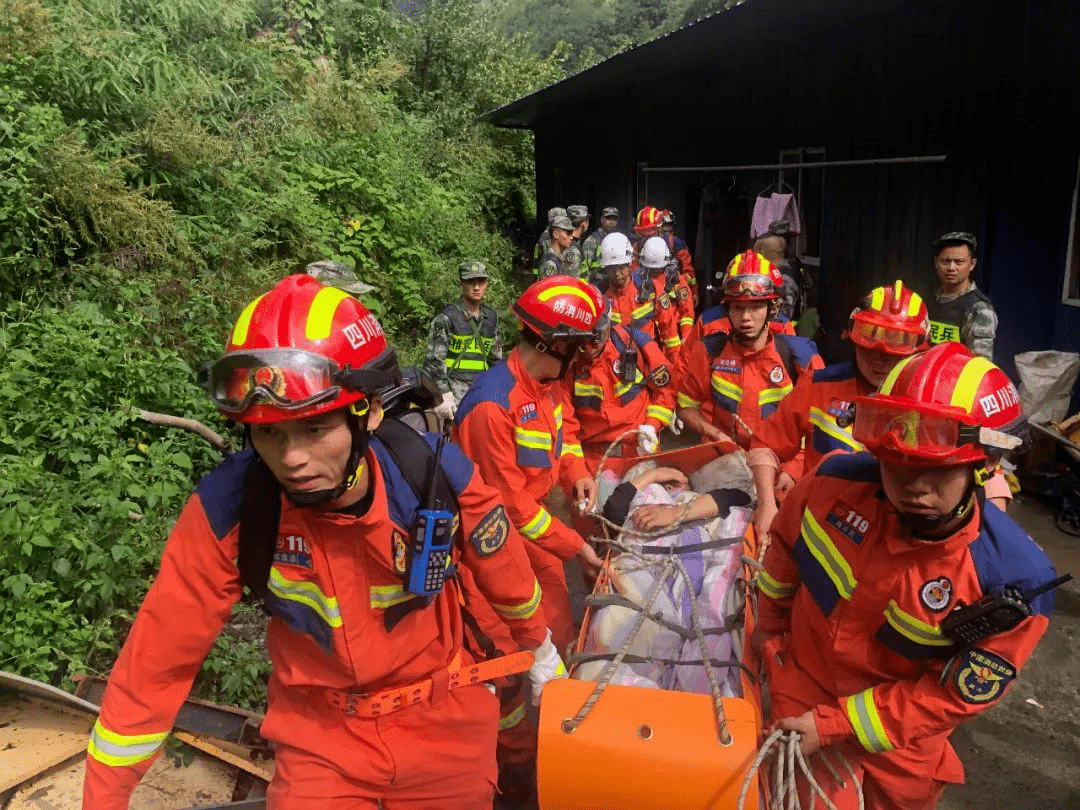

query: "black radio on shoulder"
xmin=941 ymin=574 xmax=1071 ymax=646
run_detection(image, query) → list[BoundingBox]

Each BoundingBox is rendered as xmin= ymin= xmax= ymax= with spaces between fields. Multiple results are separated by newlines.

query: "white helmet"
xmin=599 ymin=232 xmax=634 ymax=268
xmin=639 ymin=236 xmax=671 ymax=270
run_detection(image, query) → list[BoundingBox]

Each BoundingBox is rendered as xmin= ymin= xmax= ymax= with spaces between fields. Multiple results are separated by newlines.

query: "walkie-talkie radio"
xmin=941 ymin=573 xmax=1072 ymax=646
xmin=405 ymin=434 xmax=455 ymax=598
xmin=619 ymin=345 xmax=638 ymax=383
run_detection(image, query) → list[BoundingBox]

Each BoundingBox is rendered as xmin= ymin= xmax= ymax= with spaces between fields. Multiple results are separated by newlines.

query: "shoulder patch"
xmin=813 ymin=361 xmax=857 ymax=384
xmin=816 ymin=451 xmax=881 ymax=482
xmin=470 ymin=505 xmax=510 ymax=556
xmin=649 ymin=364 xmax=672 ymax=387
xmin=950 ymin=647 xmax=1016 ymax=704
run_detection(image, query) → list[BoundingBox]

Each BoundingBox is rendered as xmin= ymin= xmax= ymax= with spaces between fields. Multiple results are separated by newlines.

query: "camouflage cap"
xmin=546 ymin=206 xmax=568 ymax=223
xmin=458 ymin=260 xmax=489 ymax=281
xmin=550 ymin=215 xmax=574 ymax=232
xmin=601 ymin=206 xmax=619 ymax=218
xmin=932 ymin=231 xmax=978 ymax=255
xmin=304 ymin=260 xmax=374 ymax=295
xmin=567 ymin=204 xmax=590 ymax=221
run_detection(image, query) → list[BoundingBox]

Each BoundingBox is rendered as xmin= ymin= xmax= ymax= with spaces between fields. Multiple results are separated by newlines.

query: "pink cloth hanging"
xmin=750 ymin=192 xmax=802 ymax=239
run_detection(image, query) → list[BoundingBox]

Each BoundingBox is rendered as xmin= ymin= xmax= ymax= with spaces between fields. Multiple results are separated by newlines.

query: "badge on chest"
xmin=825 ymin=500 xmax=870 ymax=544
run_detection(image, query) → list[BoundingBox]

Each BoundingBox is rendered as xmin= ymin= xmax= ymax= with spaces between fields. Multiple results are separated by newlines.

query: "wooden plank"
xmin=173 ymin=732 xmax=274 ymax=783
xmin=0 ymin=695 xmax=94 ymax=793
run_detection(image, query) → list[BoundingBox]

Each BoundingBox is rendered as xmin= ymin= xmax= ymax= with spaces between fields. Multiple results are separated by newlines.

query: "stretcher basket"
xmin=537 ymin=440 xmax=766 ymax=810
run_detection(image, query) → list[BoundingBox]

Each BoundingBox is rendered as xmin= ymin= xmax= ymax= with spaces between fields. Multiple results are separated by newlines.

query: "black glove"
xmin=707 ymin=488 xmax=753 ymax=518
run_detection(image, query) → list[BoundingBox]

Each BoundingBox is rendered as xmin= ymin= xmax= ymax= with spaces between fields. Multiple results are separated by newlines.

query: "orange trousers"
xmin=765 ymin=639 xmax=961 ymax=810
xmin=261 ymin=680 xmax=499 ymax=809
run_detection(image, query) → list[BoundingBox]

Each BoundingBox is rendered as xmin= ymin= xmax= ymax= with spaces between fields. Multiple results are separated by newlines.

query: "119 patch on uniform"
xmin=470 ymin=505 xmax=510 ymax=556
xmin=951 ymin=647 xmax=1016 ymax=704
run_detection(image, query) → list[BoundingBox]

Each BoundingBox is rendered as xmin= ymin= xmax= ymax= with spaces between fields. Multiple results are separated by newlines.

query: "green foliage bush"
xmin=1 ymin=0 xmax=562 ymax=706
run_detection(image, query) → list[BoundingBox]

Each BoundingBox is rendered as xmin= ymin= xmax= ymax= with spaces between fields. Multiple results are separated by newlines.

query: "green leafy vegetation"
xmin=0 ymin=0 xmax=562 ymax=704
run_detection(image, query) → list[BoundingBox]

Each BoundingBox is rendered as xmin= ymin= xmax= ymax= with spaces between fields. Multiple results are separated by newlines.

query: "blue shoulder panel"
xmin=813 ymin=361 xmax=857 ymax=384
xmin=815 ymin=452 xmax=881 ymax=482
xmin=454 ymin=359 xmax=513 ymax=424
xmin=776 ymin=334 xmax=820 ymax=368
xmin=700 ymin=304 xmax=727 ymax=324
xmin=627 ymin=326 xmax=653 ymax=350
xmin=702 ymin=331 xmax=729 ymax=357
xmin=195 ymin=448 xmax=256 ymax=541
xmin=369 ymin=433 xmax=475 ymax=529
xmin=970 ymin=502 xmax=1058 ymax=617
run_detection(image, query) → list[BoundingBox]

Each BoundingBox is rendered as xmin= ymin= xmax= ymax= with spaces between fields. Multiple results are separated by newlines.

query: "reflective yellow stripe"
xmin=712 ymin=376 xmax=743 ymax=401
xmin=562 ymin=442 xmax=584 ymax=458
xmin=809 ymin=407 xmax=864 ymax=451
xmin=575 ymin=382 xmax=604 ymax=399
xmin=870 ymin=287 xmax=885 ymax=312
xmin=845 ymin=689 xmax=895 ymax=753
xmin=305 ymin=287 xmax=351 ymax=341
xmin=447 ymin=358 xmax=487 ymax=371
xmin=677 ymin=391 xmax=702 ymax=409
xmin=87 ymin=720 xmax=168 ymax=768
xmin=515 ymin=427 xmax=553 ymax=450
xmin=499 ymin=702 xmax=527 ymax=730
xmin=878 ymin=354 xmax=919 ymax=395
xmin=370 ymin=584 xmax=417 ymax=609
xmin=679 ymin=316 xmax=694 ymax=328
xmin=883 ymin=600 xmax=952 ymax=647
xmin=663 ymin=335 xmax=682 ymax=349
xmin=521 ymin=508 xmax=552 ymax=540
xmin=950 ymin=357 xmax=996 ymax=411
xmin=268 ymin=568 xmax=343 ymax=626
xmin=907 ymin=290 xmax=924 ymax=316
xmin=632 ymin=302 xmax=654 ymax=321
xmin=801 ymin=509 xmax=858 ymax=600
xmin=493 ymin=580 xmax=542 ymax=620
xmin=757 ymin=569 xmax=798 ymax=600
xmin=610 ymin=311 xmax=623 ymax=324
xmin=537 ymin=285 xmax=597 ymax=314
xmin=230 ymin=294 xmax=265 ymax=347
xmin=646 ymin=404 xmax=674 ymax=426
xmin=759 ymin=384 xmax=793 ymax=407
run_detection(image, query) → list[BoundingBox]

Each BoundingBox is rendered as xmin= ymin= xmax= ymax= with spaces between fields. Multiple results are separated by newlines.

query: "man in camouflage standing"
xmin=425 ymin=261 xmax=503 ymax=423
xmin=533 ymin=206 xmax=567 ymax=268
xmin=564 ymin=204 xmax=590 ymax=277
xmin=536 ymin=215 xmax=576 ymax=279
xmin=925 ymin=231 xmax=997 ymax=359
xmin=581 ymin=206 xmax=620 ymax=276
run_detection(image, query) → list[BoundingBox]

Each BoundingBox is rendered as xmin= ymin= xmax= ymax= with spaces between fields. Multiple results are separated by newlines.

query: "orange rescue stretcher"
xmin=537 ymin=440 xmax=766 ymax=810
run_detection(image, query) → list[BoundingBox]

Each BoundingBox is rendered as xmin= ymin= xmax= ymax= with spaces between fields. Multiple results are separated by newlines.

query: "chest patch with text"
xmin=825 ymin=500 xmax=870 ymax=544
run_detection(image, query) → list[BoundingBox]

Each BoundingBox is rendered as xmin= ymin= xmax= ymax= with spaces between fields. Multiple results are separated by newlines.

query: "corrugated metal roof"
xmin=479 ymin=0 xmax=851 ymax=128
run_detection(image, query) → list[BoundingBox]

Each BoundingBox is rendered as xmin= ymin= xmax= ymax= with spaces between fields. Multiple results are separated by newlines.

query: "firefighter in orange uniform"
xmin=756 ymin=342 xmax=1058 ymax=809
xmin=748 ymin=281 xmax=931 ymax=538
xmin=637 ymin=235 xmax=689 ymax=358
xmin=453 ymin=275 xmax=606 ymax=654
xmin=677 ymin=250 xmax=822 ymax=449
xmin=567 ymin=301 xmax=676 ymax=475
xmin=83 ymin=275 xmax=565 ymax=810
xmin=660 ymin=208 xmax=698 ymax=306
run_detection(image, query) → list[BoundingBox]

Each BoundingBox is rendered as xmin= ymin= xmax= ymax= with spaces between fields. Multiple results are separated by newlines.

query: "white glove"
xmin=432 ymin=392 xmax=456 ymax=422
xmin=528 ymin=629 xmax=567 ymax=706
xmin=668 ymin=415 xmax=684 ymax=436
xmin=636 ymin=424 xmax=659 ymax=455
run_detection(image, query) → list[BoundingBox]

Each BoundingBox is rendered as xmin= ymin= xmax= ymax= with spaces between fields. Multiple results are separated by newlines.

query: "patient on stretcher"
xmin=576 ymin=457 xmax=755 ymax=697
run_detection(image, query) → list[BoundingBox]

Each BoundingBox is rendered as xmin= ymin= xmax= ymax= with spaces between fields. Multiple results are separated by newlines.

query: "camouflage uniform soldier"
xmin=533 ymin=207 xmax=567 ymax=268
xmin=536 ymin=215 xmax=576 ymax=279
xmin=564 ymin=204 xmax=590 ymax=277
xmin=425 ymin=261 xmax=503 ymax=422
xmin=304 ymin=260 xmax=375 ymax=296
xmin=925 ymin=231 xmax=997 ymax=359
xmin=581 ymin=207 xmax=620 ymax=277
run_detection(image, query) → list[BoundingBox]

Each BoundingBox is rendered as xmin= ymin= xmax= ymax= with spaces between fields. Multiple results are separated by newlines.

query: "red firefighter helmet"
xmin=514 ymin=275 xmax=608 ymax=346
xmin=200 ymin=274 xmax=399 ymax=424
xmin=853 ymin=342 xmax=1024 ymax=465
xmin=847 ymin=280 xmax=930 ymax=356
xmin=721 ymin=250 xmax=784 ymax=302
xmin=634 ymin=206 xmax=663 ymax=237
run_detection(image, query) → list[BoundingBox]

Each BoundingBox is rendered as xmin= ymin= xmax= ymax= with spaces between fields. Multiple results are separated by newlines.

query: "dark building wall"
xmin=526 ymin=0 xmax=1079 ymax=368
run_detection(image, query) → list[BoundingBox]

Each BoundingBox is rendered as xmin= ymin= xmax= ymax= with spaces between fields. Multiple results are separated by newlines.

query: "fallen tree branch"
xmin=135 ymin=408 xmax=231 ymax=452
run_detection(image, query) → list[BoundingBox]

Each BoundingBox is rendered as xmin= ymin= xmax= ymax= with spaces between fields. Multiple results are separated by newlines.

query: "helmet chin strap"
xmin=901 ymin=479 xmax=977 ymax=538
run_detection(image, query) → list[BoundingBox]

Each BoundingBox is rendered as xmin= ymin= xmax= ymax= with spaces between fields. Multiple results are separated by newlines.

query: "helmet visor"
xmin=724 ymin=274 xmax=777 ymax=299
xmin=201 ymin=348 xmax=344 ymax=415
xmin=852 ymin=399 xmax=969 ymax=460
xmin=850 ymin=320 xmax=924 ymax=355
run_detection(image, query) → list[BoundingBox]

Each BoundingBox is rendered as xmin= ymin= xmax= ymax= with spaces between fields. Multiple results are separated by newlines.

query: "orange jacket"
xmin=453 ymin=348 xmax=589 ymax=561
xmin=677 ymin=331 xmax=822 ymax=449
xmin=566 ymin=325 xmax=676 ymax=466
xmin=84 ymin=436 xmax=546 ymax=809
xmin=758 ymin=452 xmax=1054 ymax=763
xmin=605 ymin=273 xmax=681 ymax=361
xmin=748 ymin=361 xmax=871 ymax=480
xmin=664 ymin=232 xmax=696 ymax=290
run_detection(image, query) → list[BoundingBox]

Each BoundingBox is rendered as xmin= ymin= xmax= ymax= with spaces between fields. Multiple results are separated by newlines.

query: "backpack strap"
xmin=773 ymin=334 xmax=800 ymax=384
xmin=237 ymin=457 xmax=281 ymax=600
xmin=373 ymin=418 xmax=458 ymax=513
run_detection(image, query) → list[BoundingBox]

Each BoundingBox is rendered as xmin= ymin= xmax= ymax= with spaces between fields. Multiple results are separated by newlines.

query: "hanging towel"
xmin=750 ymin=192 xmax=802 ymax=239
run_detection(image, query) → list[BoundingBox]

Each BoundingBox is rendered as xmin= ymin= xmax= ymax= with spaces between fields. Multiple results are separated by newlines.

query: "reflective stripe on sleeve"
xmin=87 ymin=719 xmax=169 ymax=768
xmin=646 ymin=404 xmax=674 ymax=426
xmin=520 ymin=507 xmax=553 ymax=540
xmin=757 ymin=569 xmax=798 ymax=600
xmin=845 ymin=689 xmax=895 ymax=753
xmin=268 ymin=568 xmax=343 ymax=627
xmin=677 ymin=391 xmax=702 ymax=409
xmin=493 ymin=580 xmax=542 ymax=620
